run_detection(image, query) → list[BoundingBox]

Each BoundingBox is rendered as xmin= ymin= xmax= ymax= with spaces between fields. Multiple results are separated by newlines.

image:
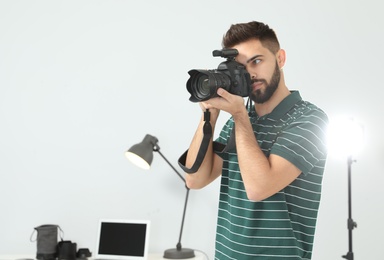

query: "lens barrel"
xmin=186 ymin=69 xmax=231 ymax=102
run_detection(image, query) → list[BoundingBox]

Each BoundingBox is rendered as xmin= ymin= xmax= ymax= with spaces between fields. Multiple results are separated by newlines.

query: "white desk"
xmin=0 ymin=252 xmax=206 ymax=260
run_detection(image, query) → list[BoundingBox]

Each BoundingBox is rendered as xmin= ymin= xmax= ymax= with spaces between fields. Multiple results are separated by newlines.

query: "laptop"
xmin=95 ymin=219 xmax=151 ymax=260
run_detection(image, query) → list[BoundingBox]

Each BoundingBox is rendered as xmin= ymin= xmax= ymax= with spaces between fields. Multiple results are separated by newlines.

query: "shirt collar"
xmin=252 ymin=91 xmax=302 ymax=120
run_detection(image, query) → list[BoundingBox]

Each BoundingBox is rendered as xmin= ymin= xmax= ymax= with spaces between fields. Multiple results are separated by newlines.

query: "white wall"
xmin=1 ymin=0 xmax=383 ymax=259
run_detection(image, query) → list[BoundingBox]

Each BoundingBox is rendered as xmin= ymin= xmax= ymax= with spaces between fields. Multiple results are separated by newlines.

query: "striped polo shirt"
xmin=214 ymin=91 xmax=328 ymax=259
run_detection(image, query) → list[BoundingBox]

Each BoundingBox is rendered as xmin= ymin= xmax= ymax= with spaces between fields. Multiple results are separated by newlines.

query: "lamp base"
xmin=163 ymin=248 xmax=195 ymax=259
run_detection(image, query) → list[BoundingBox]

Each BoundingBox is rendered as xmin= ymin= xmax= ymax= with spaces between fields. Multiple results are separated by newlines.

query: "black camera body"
xmin=186 ymin=49 xmax=251 ymax=102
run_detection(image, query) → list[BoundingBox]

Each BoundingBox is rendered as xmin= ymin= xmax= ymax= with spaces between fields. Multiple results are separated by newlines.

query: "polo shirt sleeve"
xmin=270 ymin=107 xmax=328 ymax=175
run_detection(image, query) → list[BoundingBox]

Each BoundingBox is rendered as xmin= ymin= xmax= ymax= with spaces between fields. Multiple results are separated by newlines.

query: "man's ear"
xmin=277 ymin=49 xmax=286 ymax=68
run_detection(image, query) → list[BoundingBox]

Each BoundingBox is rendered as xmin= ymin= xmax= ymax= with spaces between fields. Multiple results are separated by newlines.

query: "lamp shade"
xmin=125 ymin=134 xmax=158 ymax=170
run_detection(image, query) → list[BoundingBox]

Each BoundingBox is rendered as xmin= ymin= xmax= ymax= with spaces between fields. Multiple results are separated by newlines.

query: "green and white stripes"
xmin=214 ymin=91 xmax=328 ymax=259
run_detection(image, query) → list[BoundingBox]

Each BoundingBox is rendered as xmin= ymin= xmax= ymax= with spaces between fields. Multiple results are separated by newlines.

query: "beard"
xmin=250 ymin=61 xmax=281 ymax=104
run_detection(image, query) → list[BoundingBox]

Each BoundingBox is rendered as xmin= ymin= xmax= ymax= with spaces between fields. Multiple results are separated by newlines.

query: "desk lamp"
xmin=125 ymin=134 xmax=195 ymax=259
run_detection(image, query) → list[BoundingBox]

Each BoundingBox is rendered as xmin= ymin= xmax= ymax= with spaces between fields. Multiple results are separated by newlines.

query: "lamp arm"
xmin=177 ymin=188 xmax=190 ymax=249
xmin=154 ymin=146 xmax=191 ymax=251
xmin=155 ymin=148 xmax=186 ymax=184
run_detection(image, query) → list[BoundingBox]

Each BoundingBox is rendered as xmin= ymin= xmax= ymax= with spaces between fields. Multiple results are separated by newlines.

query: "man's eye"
xmin=252 ymin=59 xmax=261 ymax=65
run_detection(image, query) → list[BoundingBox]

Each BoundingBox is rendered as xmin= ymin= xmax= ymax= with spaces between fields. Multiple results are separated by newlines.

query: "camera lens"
xmin=196 ymin=75 xmax=211 ymax=99
xmin=187 ymin=70 xmax=231 ymax=102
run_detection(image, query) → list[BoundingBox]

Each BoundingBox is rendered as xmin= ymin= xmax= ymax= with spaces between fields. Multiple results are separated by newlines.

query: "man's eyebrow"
xmin=246 ymin=55 xmax=263 ymax=64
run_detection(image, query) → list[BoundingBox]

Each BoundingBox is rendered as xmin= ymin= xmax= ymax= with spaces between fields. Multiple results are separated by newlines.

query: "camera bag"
xmin=30 ymin=224 xmax=64 ymax=260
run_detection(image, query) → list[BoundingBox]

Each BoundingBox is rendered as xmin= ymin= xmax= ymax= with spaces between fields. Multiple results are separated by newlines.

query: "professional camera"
xmin=186 ymin=49 xmax=251 ymax=102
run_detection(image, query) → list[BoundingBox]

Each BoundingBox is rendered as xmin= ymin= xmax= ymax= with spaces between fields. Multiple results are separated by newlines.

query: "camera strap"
xmin=178 ymin=99 xmax=252 ymax=173
xmin=178 ymin=109 xmax=213 ymax=173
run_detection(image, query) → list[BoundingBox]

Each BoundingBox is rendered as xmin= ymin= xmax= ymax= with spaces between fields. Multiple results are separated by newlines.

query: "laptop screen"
xmin=95 ymin=219 xmax=150 ymax=260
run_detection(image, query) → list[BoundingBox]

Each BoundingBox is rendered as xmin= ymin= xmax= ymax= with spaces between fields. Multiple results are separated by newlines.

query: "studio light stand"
xmin=126 ymin=134 xmax=195 ymax=259
xmin=342 ymin=155 xmax=357 ymax=260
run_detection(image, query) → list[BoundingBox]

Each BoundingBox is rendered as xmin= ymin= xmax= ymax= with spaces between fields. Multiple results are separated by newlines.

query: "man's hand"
xmin=204 ymin=88 xmax=246 ymax=117
xmin=199 ymin=99 xmax=220 ymax=122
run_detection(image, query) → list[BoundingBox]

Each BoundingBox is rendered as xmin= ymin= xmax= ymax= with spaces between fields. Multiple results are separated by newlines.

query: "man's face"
xmin=233 ymin=39 xmax=281 ymax=104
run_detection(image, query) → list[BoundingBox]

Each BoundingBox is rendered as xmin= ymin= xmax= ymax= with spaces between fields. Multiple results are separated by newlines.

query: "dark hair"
xmin=222 ymin=21 xmax=280 ymax=54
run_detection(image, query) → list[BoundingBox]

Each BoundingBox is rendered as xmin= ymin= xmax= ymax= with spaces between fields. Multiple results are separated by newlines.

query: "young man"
xmin=182 ymin=21 xmax=328 ymax=259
